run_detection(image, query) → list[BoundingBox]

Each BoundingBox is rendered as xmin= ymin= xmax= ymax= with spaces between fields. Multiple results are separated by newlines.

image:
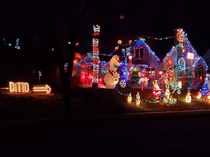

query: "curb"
xmin=75 ymin=109 xmax=210 ymax=122
xmin=1 ymin=109 xmax=210 ymax=125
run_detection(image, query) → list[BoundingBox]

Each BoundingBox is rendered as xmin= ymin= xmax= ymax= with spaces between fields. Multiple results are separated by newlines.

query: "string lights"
xmin=32 ymin=85 xmax=51 ymax=94
xmin=141 ymin=36 xmax=174 ymax=40
xmin=9 ymin=82 xmax=29 ymax=93
xmin=135 ymin=38 xmax=160 ymax=62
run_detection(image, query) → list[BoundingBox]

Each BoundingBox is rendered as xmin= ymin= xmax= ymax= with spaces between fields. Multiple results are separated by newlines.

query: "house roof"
xmin=162 ymin=36 xmax=208 ymax=70
xmin=203 ymin=48 xmax=210 ymax=59
xmin=134 ymin=38 xmax=160 ymax=62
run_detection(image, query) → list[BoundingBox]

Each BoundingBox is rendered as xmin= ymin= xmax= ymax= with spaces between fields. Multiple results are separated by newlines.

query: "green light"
xmin=142 ymin=38 xmax=146 ymax=42
xmin=51 ymin=48 xmax=54 ymax=51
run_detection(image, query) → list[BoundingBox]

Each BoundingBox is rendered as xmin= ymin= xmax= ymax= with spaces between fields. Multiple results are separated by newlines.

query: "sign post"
xmin=92 ymin=24 xmax=100 ymax=88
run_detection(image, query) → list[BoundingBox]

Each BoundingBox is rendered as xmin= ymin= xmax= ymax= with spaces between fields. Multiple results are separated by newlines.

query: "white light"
xmin=68 ymin=41 xmax=71 ymax=44
xmin=8 ymin=43 xmax=12 ymax=46
xmin=187 ymin=53 xmax=194 ymax=60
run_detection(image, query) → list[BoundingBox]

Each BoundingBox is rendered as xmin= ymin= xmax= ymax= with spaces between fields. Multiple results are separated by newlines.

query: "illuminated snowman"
xmin=104 ymin=55 xmax=121 ymax=89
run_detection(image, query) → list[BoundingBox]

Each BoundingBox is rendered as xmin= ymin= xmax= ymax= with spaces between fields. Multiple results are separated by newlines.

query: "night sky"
xmin=1 ymin=0 xmax=210 ymax=60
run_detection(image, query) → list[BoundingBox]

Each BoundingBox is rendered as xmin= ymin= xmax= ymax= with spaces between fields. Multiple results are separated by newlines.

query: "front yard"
xmin=0 ymin=88 xmax=210 ymax=120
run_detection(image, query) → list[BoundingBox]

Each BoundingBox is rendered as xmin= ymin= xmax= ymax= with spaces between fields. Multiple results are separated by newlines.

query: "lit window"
xmin=187 ymin=53 xmax=194 ymax=60
xmin=135 ymin=47 xmax=145 ymax=60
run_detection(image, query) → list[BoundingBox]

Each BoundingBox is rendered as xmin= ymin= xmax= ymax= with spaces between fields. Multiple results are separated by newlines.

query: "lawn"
xmin=0 ymin=88 xmax=210 ymax=120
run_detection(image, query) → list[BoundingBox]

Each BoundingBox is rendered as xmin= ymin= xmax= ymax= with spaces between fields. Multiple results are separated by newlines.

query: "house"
xmin=119 ymin=37 xmax=163 ymax=88
xmin=72 ymin=28 xmax=207 ymax=89
xmin=162 ymin=28 xmax=208 ymax=88
xmin=203 ymin=48 xmax=210 ymax=71
xmin=71 ymin=52 xmax=109 ymax=87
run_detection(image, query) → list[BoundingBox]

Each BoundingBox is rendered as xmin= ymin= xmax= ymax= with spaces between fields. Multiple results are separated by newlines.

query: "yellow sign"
xmin=9 ymin=82 xmax=29 ymax=93
xmin=32 ymin=85 xmax=51 ymax=94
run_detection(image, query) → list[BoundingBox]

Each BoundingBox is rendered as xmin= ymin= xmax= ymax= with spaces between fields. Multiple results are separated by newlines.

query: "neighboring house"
xmin=72 ymin=52 xmax=109 ymax=87
xmin=203 ymin=48 xmax=210 ymax=71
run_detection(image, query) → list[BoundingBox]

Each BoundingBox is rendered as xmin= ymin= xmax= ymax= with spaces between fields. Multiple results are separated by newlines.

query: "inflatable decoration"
xmin=104 ymin=55 xmax=121 ymax=89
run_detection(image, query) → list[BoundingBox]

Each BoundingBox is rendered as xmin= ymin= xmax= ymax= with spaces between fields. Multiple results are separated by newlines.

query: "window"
xmin=187 ymin=53 xmax=194 ymax=60
xmin=151 ymin=68 xmax=156 ymax=76
xmin=134 ymin=47 xmax=145 ymax=60
xmin=140 ymin=48 xmax=144 ymax=58
xmin=146 ymin=67 xmax=156 ymax=78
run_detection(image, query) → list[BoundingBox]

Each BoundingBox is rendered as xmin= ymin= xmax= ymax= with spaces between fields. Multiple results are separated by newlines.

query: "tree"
xmin=2 ymin=0 xmax=115 ymax=120
xmin=201 ymin=80 xmax=209 ymax=96
xmin=130 ymin=66 xmax=139 ymax=86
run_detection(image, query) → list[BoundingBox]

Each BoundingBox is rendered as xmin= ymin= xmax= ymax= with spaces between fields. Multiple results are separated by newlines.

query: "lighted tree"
xmin=201 ymin=81 xmax=209 ymax=96
xmin=130 ymin=66 xmax=139 ymax=85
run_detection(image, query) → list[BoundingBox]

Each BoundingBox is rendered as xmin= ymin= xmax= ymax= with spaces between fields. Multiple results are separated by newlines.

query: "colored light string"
xmin=141 ymin=36 xmax=174 ymax=40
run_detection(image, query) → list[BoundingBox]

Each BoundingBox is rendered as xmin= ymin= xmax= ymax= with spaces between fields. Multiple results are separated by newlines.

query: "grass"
xmin=0 ymin=88 xmax=210 ymax=120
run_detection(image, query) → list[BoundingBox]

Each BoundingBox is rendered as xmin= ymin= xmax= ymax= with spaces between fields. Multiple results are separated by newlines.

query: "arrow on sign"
xmin=32 ymin=84 xmax=51 ymax=94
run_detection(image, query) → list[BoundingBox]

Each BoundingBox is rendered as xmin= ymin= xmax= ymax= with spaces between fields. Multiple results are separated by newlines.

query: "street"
xmin=0 ymin=114 xmax=210 ymax=156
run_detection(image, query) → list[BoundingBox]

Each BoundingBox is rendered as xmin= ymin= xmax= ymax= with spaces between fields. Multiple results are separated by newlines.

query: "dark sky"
xmin=1 ymin=0 xmax=210 ymax=60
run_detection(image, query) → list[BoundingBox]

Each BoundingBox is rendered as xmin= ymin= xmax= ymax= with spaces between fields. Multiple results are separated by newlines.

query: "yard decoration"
xmin=165 ymin=88 xmax=170 ymax=100
xmin=169 ymin=96 xmax=177 ymax=105
xmin=130 ymin=65 xmax=139 ymax=86
xmin=127 ymin=93 xmax=132 ymax=103
xmin=136 ymin=92 xmax=140 ymax=106
xmin=119 ymin=79 xmax=126 ymax=88
xmin=165 ymin=66 xmax=175 ymax=90
xmin=9 ymin=81 xmax=29 ymax=93
xmin=92 ymin=24 xmax=100 ymax=84
xmin=197 ymin=90 xmax=202 ymax=99
xmin=185 ymin=90 xmax=191 ymax=103
xmin=208 ymin=92 xmax=210 ymax=102
xmin=153 ymin=80 xmax=161 ymax=102
xmin=104 ymin=55 xmax=121 ymax=89
xmin=178 ymin=81 xmax=182 ymax=89
xmin=201 ymin=73 xmax=210 ymax=96
xmin=138 ymin=68 xmax=149 ymax=91
xmin=32 ymin=84 xmax=51 ymax=94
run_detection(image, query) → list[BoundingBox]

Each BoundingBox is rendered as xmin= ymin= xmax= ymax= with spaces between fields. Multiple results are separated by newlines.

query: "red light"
xmin=75 ymin=42 xmax=79 ymax=46
xmin=115 ymin=47 xmax=119 ymax=50
xmin=3 ymin=38 xmax=5 ymax=41
xmin=128 ymin=40 xmax=132 ymax=44
xmin=120 ymin=15 xmax=124 ymax=20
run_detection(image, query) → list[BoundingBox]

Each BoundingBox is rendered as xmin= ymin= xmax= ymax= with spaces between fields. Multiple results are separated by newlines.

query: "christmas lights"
xmin=14 ymin=38 xmax=20 ymax=49
xmin=119 ymin=79 xmax=126 ymax=88
xmin=197 ymin=90 xmax=202 ymax=99
xmin=9 ymin=82 xmax=29 ymax=93
xmin=127 ymin=93 xmax=132 ymax=103
xmin=32 ymin=85 xmax=51 ymax=94
xmin=202 ymin=76 xmax=209 ymax=96
xmin=136 ymin=92 xmax=140 ymax=106
xmin=92 ymin=24 xmax=100 ymax=84
xmin=153 ymin=80 xmax=161 ymax=101
xmin=135 ymin=38 xmax=160 ymax=62
xmin=185 ymin=90 xmax=192 ymax=103
xmin=141 ymin=35 xmax=174 ymax=40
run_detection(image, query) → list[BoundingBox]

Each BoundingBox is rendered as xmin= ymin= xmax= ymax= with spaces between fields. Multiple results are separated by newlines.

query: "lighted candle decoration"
xmin=165 ymin=88 xmax=170 ymax=100
xmin=127 ymin=93 xmax=132 ymax=103
xmin=136 ymin=92 xmax=140 ymax=106
xmin=197 ymin=90 xmax=202 ymax=100
xmin=178 ymin=81 xmax=182 ymax=89
xmin=208 ymin=92 xmax=210 ymax=102
xmin=185 ymin=91 xmax=191 ymax=103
